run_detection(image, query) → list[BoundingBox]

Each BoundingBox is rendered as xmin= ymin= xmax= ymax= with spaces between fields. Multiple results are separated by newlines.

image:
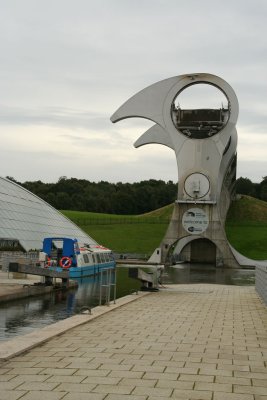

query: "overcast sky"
xmin=0 ymin=0 xmax=266 ymax=183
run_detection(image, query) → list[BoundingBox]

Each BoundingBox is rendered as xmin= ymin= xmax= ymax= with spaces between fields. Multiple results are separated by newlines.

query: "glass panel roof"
xmin=0 ymin=177 xmax=98 ymax=251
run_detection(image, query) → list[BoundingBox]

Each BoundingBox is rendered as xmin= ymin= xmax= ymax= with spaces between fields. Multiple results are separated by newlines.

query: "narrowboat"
xmin=39 ymin=237 xmax=115 ymax=278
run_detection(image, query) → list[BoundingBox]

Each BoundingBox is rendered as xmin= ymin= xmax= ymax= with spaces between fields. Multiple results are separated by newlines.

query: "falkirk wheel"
xmin=111 ymin=73 xmax=243 ymax=268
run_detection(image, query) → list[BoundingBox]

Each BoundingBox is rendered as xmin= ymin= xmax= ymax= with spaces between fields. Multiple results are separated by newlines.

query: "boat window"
xmin=92 ymin=254 xmax=95 ymax=263
xmin=105 ymin=254 xmax=109 ymax=262
xmin=83 ymin=254 xmax=89 ymax=263
xmin=96 ymin=254 xmax=101 ymax=264
xmin=100 ymin=254 xmax=105 ymax=263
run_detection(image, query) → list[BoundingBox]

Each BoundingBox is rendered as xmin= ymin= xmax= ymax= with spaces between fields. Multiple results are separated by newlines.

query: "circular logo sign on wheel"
xmin=184 ymin=173 xmax=210 ymax=199
xmin=182 ymin=208 xmax=209 ymax=234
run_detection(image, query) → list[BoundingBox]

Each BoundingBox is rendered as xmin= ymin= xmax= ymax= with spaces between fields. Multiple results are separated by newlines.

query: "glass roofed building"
xmin=0 ymin=177 xmax=97 ymax=251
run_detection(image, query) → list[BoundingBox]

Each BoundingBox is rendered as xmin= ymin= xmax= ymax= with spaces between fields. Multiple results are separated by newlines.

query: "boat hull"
xmin=52 ymin=261 xmax=116 ymax=279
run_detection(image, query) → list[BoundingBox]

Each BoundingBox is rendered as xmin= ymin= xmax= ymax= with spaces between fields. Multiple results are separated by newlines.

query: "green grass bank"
xmin=225 ymin=196 xmax=267 ymax=260
xmin=62 ymin=196 xmax=267 ymax=260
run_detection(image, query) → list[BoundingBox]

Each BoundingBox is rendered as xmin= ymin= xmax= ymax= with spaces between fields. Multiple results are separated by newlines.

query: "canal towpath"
xmin=0 ymin=283 xmax=266 ymax=400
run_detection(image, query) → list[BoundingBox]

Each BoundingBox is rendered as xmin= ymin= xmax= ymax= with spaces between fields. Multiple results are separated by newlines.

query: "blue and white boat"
xmin=39 ymin=237 xmax=115 ymax=278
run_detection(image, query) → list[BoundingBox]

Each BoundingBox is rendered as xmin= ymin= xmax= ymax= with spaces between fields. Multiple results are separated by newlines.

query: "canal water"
xmin=0 ymin=265 xmax=255 ymax=342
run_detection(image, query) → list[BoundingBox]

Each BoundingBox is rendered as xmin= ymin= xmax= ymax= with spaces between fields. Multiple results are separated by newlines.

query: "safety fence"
xmin=72 ymin=217 xmax=170 ymax=225
xmin=255 ymin=265 xmax=267 ymax=306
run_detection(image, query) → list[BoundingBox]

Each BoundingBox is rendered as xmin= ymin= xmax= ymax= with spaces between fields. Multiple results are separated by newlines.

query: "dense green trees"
xmin=235 ymin=176 xmax=267 ymax=201
xmin=13 ymin=177 xmax=177 ymax=214
xmin=6 ymin=176 xmax=266 ymax=214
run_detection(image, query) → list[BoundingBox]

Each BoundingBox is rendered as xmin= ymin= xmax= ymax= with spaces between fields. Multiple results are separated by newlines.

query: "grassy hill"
xmin=225 ymin=195 xmax=267 ymax=260
xmin=62 ymin=196 xmax=267 ymax=259
xmin=62 ymin=207 xmax=172 ymax=255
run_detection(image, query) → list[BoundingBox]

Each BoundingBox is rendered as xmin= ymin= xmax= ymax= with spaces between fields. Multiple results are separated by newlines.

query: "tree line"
xmin=235 ymin=176 xmax=267 ymax=201
xmin=7 ymin=177 xmax=177 ymax=215
xmin=6 ymin=176 xmax=267 ymax=215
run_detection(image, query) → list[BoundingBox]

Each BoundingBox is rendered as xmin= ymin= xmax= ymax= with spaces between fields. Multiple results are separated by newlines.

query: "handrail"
xmin=99 ymin=267 xmax=116 ymax=306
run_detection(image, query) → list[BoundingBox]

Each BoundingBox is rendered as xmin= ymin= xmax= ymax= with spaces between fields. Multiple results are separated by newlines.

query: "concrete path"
xmin=0 ymin=284 xmax=266 ymax=400
xmin=0 ymin=271 xmax=76 ymax=303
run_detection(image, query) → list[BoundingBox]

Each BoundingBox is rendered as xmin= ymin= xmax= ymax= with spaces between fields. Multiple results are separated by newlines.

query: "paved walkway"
xmin=0 ymin=284 xmax=266 ymax=400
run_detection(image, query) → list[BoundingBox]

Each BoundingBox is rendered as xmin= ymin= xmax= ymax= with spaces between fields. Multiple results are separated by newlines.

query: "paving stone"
xmin=63 ymin=361 xmax=100 ymax=369
xmin=252 ymin=379 xmax=267 ymax=387
xmin=143 ymin=371 xmax=179 ymax=381
xmin=195 ymin=381 xmax=232 ymax=392
xmin=33 ymin=361 xmax=71 ymax=368
xmin=45 ymin=375 xmax=85 ymax=383
xmin=62 ymin=394 xmax=106 ymax=400
xmin=234 ymin=384 xmax=267 ymax=395
xmin=199 ymin=367 xmax=233 ymax=377
xmin=17 ymin=392 xmax=66 ymax=400
xmin=6 ymin=367 xmax=45 ymax=375
xmin=152 ymin=360 xmax=185 ymax=368
xmin=74 ymin=368 xmax=110 ymax=377
xmin=171 ymin=388 xmax=212 ymax=399
xmin=92 ymin=383 xmax=135 ymax=394
xmin=16 ymin=381 xmax=60 ymax=391
xmin=0 ymin=391 xmax=28 ymax=400
xmin=39 ymin=367 xmax=78 ymax=375
xmin=215 ymin=375 xmax=251 ymax=385
xmin=179 ymin=373 xmax=214 ymax=383
xmin=82 ymin=376 xmax=121 ymax=385
xmin=0 ymin=380 xmax=25 ymax=390
xmin=185 ymin=361 xmax=217 ymax=369
xmin=119 ymin=377 xmax=157 ymax=387
xmin=213 ymin=392 xmax=255 ymax=400
xmin=13 ymin=374 xmax=52 ymax=383
xmin=4 ymin=361 xmax=40 ymax=368
xmin=131 ymin=364 xmax=165 ymax=373
xmin=133 ymin=386 xmax=173 ymax=397
xmin=0 ymin=285 xmax=266 ymax=400
xmin=104 ymin=395 xmax=147 ymax=400
xmin=156 ymin=379 xmax=193 ymax=390
xmin=234 ymin=371 xmax=267 ymax=379
xmin=0 ymin=374 xmax=16 ymax=381
xmin=250 ymin=366 xmax=267 ymax=373
xmin=98 ymin=363 xmax=133 ymax=370
xmin=108 ymin=370 xmax=144 ymax=379
xmin=54 ymin=382 xmax=97 ymax=392
xmin=165 ymin=366 xmax=199 ymax=375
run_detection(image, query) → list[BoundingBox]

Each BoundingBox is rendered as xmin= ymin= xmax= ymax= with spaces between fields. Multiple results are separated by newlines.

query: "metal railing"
xmin=255 ymin=265 xmax=267 ymax=306
xmin=99 ymin=267 xmax=116 ymax=306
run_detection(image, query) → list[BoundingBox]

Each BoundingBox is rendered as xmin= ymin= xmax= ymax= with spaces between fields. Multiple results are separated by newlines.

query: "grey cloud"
xmin=0 ymin=106 xmax=110 ymax=130
xmin=0 ymin=0 xmax=267 ymax=183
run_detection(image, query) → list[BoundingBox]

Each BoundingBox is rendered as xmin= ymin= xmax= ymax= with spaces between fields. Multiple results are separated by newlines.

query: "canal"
xmin=0 ymin=265 xmax=255 ymax=342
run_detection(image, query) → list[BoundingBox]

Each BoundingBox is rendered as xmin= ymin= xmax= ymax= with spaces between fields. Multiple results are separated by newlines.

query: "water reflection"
xmin=0 ymin=265 xmax=255 ymax=341
xmin=0 ymin=272 xmax=116 ymax=341
xmin=162 ymin=263 xmax=255 ymax=286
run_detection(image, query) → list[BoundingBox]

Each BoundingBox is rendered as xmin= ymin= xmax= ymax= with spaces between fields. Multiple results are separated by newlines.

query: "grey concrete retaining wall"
xmin=255 ymin=265 xmax=267 ymax=306
xmin=0 ymin=252 xmax=39 ymax=271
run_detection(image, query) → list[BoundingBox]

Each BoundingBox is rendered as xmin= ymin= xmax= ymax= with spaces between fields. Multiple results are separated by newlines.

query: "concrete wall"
xmin=255 ymin=265 xmax=267 ymax=306
xmin=0 ymin=251 xmax=39 ymax=271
